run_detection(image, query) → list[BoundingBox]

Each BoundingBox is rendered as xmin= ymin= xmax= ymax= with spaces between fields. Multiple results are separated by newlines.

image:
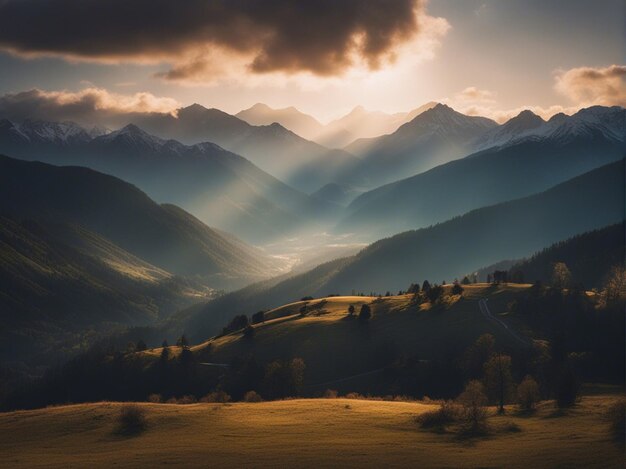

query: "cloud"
xmin=445 ymin=85 xmax=580 ymax=123
xmin=455 ymin=86 xmax=496 ymax=104
xmin=446 ymin=64 xmax=626 ymax=124
xmin=0 ymin=88 xmax=179 ymax=125
xmin=0 ymin=0 xmax=447 ymax=83
xmin=555 ymin=64 xmax=626 ymax=107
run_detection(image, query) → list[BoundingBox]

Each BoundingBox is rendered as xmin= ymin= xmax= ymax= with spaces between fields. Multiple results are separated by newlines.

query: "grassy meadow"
xmin=0 ymin=395 xmax=623 ymax=468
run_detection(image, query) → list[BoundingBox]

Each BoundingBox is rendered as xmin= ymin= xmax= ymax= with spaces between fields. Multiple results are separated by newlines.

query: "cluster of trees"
xmin=2 ymin=334 xmax=307 ymax=410
xmin=406 ymin=279 xmax=465 ymax=306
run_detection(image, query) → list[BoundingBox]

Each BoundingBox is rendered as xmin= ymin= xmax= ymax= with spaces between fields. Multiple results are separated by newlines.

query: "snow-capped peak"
xmin=15 ymin=120 xmax=93 ymax=145
xmin=94 ymin=124 xmax=166 ymax=152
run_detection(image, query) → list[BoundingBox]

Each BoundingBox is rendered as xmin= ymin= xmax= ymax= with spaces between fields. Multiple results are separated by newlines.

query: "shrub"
xmin=517 ymin=375 xmax=540 ymax=412
xmin=345 ymin=392 xmax=363 ymax=400
xmin=243 ymin=390 xmax=263 ymax=402
xmin=201 ymin=390 xmax=232 ymax=403
xmin=608 ymin=399 xmax=626 ymax=443
xmin=165 ymin=397 xmax=178 ymax=404
xmin=177 ymin=395 xmax=197 ymax=405
xmin=147 ymin=393 xmax=162 ymax=403
xmin=457 ymin=380 xmax=489 ymax=433
xmin=417 ymin=400 xmax=458 ymax=429
xmin=117 ymin=404 xmax=147 ymax=434
xmin=251 ymin=311 xmax=265 ymax=324
xmin=451 ymin=283 xmax=464 ymax=295
xmin=324 ymin=389 xmax=338 ymax=399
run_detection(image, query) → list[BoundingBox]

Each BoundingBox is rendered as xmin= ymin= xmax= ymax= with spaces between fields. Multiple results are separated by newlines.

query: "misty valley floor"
xmin=0 ymin=395 xmax=622 ymax=468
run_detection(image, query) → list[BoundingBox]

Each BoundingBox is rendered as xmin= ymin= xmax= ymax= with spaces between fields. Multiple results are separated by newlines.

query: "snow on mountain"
xmin=3 ymin=119 xmax=93 ymax=145
xmin=473 ymin=105 xmax=626 ymax=151
xmin=93 ymin=123 xmax=168 ymax=153
xmin=472 ymin=110 xmax=545 ymax=150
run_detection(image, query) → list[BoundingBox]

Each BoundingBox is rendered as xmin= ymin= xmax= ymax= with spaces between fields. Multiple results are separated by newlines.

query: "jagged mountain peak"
xmin=502 ymin=110 xmax=545 ymax=130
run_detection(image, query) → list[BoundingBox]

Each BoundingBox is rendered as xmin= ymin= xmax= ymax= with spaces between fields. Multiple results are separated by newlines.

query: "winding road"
xmin=478 ymin=298 xmax=532 ymax=347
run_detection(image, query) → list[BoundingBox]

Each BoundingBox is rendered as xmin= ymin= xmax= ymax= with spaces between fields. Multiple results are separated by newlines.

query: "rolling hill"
xmin=185 ymin=286 xmax=533 ymax=386
xmin=339 ymin=106 xmax=626 ymax=239
xmin=0 ymin=121 xmax=337 ymax=243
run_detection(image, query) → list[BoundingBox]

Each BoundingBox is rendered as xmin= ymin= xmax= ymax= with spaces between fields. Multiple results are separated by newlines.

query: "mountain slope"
xmin=236 ymin=103 xmax=325 ymax=141
xmin=343 ymin=104 xmax=497 ymax=188
xmin=325 ymin=159 xmax=625 ymax=292
xmin=474 ymin=105 xmax=626 ymax=151
xmin=318 ymin=102 xmax=438 ymax=149
xmin=339 ymin=106 xmax=626 ymax=239
xmin=0 ymin=155 xmax=283 ymax=287
xmin=508 ymin=223 xmax=625 ymax=289
xmin=235 ymin=102 xmax=438 ymax=150
xmin=0 ymin=213 xmax=204 ymax=366
xmin=0 ymin=122 xmax=335 ymax=243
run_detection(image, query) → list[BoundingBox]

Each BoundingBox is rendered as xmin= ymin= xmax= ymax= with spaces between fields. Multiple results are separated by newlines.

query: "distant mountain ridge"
xmin=342 ymin=103 xmax=498 ymax=188
xmin=130 ymin=104 xmax=361 ymax=192
xmin=473 ymin=105 xmax=626 ymax=151
xmin=235 ymin=102 xmax=438 ymax=149
xmin=338 ymin=105 xmax=626 ymax=239
xmin=0 ymin=121 xmax=338 ymax=243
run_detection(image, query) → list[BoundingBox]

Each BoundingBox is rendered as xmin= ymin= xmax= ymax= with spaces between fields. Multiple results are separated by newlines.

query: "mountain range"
xmin=342 ymin=103 xmax=498 ymax=188
xmin=338 ymin=106 xmax=626 ymax=238
xmin=130 ymin=104 xmax=361 ymax=193
xmin=0 ymin=121 xmax=341 ymax=243
xmin=236 ymin=102 xmax=438 ymax=149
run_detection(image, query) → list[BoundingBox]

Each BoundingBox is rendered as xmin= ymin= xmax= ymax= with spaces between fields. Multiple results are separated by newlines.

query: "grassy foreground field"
xmin=0 ymin=395 xmax=622 ymax=468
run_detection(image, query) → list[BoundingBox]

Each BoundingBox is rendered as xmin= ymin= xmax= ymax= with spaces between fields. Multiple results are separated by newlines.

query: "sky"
xmin=0 ymin=0 xmax=624 ymax=124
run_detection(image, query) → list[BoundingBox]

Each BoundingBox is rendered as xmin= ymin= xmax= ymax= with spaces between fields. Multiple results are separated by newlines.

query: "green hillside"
xmin=0 ymin=155 xmax=284 ymax=287
xmin=183 ymin=286 xmax=533 ymax=390
xmin=0 ymin=214 xmax=204 ymax=367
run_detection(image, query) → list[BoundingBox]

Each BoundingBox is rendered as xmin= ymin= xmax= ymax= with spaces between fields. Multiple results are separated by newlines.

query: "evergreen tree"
xmin=359 ymin=303 xmax=372 ymax=322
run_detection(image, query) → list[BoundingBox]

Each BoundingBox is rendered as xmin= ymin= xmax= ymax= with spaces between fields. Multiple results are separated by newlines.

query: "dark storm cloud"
xmin=0 ymin=0 xmax=423 ymax=77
